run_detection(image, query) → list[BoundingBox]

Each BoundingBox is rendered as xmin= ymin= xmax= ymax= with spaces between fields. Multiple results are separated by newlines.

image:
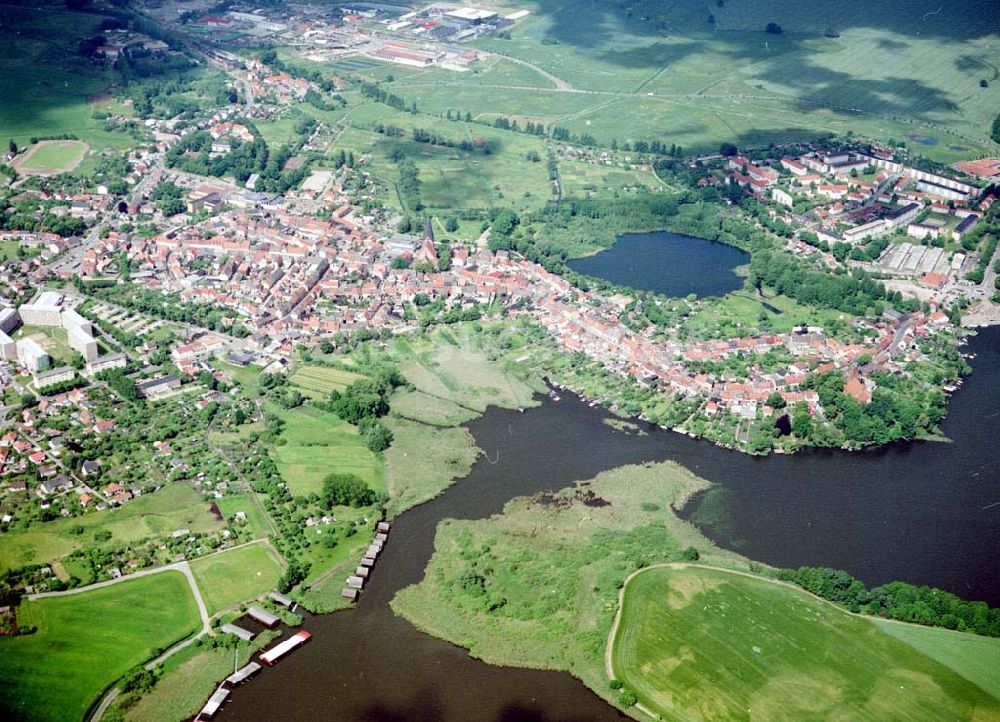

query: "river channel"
xmin=219 ymin=325 xmax=998 ymax=721
xmin=221 ymin=225 xmax=997 ymax=719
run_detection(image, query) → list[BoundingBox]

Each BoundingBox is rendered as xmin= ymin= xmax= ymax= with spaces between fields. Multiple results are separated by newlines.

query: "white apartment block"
xmin=0 ymin=330 xmax=14 ymax=361
xmin=68 ymin=324 xmax=99 ymax=362
xmin=87 ymin=352 xmax=127 ymax=374
xmin=19 ymin=291 xmax=65 ymax=327
xmin=16 ymin=337 xmax=50 ymax=373
xmin=0 ymin=306 xmax=20 ymax=335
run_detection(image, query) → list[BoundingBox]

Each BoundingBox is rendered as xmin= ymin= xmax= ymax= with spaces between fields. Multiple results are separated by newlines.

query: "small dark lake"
xmin=219 ymin=328 xmax=999 ymax=722
xmin=567 ymin=231 xmax=749 ymax=298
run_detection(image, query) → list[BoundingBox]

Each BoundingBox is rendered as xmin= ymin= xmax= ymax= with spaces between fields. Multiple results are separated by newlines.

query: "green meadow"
xmin=256 ymin=0 xmax=1000 ymax=224
xmin=0 ymin=2 xmax=135 ymax=152
xmin=270 ymin=403 xmax=383 ymax=497
xmin=0 ymin=572 xmax=201 ymax=722
xmin=189 ymin=543 xmax=285 ymax=616
xmin=290 ymin=326 xmax=543 ymax=515
xmin=391 ymin=461 xmax=731 ymax=706
xmin=610 ymin=565 xmax=1000 ymax=721
xmin=216 ymin=493 xmax=274 ymax=540
xmin=381 ymin=416 xmax=479 ymax=515
xmin=289 ymin=364 xmax=366 ymax=396
xmin=17 ymin=140 xmax=88 ymax=172
xmin=364 ymin=0 xmax=1000 ymax=161
xmin=387 ymin=328 xmax=541 ymax=414
xmin=329 ymin=110 xmax=554 ymax=214
xmin=106 ymin=640 xmax=270 ymax=722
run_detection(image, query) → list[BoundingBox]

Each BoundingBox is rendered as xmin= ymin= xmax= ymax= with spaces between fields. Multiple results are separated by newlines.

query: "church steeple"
xmin=414 ymin=218 xmax=438 ymax=268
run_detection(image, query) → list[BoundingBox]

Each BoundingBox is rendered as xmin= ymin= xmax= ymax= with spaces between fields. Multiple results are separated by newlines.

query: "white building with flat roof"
xmin=0 ymin=306 xmax=20 ymax=335
xmin=34 ymin=366 xmax=74 ymax=389
xmin=0 ymin=330 xmax=14 ymax=361
xmin=446 ymin=7 xmax=498 ymax=23
xmin=19 ymin=292 xmax=65 ymax=327
xmin=16 ymin=337 xmax=50 ymax=372
xmin=771 ymin=187 xmax=794 ymax=208
xmin=60 ymin=309 xmax=91 ymax=334
xmin=68 ymin=324 xmax=99 ymax=362
xmin=87 ymin=352 xmax=127 ymax=375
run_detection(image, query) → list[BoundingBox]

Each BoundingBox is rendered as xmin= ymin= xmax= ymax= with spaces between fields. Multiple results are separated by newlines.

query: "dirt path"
xmin=30 ymin=559 xmax=212 ymax=632
xmin=486 ymin=51 xmax=576 ymax=91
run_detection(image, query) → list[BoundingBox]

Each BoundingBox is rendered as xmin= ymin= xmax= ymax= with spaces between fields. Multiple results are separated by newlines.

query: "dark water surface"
xmin=566 ymin=231 xmax=750 ymax=298
xmin=679 ymin=324 xmax=1000 ymax=605
xmin=220 ymin=327 xmax=999 ymax=721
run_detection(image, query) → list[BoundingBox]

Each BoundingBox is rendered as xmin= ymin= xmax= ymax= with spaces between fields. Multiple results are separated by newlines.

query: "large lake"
xmin=219 ymin=326 xmax=999 ymax=721
xmin=566 ymin=231 xmax=750 ymax=297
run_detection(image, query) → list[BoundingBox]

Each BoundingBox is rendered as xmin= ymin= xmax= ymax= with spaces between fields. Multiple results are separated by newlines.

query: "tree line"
xmin=777 ymin=566 xmax=1000 ymax=637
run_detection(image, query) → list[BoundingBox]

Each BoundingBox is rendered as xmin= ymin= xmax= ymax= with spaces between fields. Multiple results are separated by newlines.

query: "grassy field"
xmin=610 ymin=565 xmax=1000 ymax=721
xmin=0 ymin=571 xmax=201 ymax=722
xmin=872 ymin=619 xmax=1000 ymax=701
xmin=388 ymin=328 xmax=541 ymax=414
xmin=12 ymin=325 xmax=76 ymax=365
xmin=0 ymin=241 xmax=21 ymax=262
xmin=215 ymin=493 xmax=273 ymax=540
xmin=332 ymin=108 xmax=555 ymax=214
xmin=0 ymin=2 xmax=137 ymax=152
xmin=16 ymin=140 xmax=88 ymax=173
xmin=558 ymin=159 xmax=667 ymax=199
xmin=391 ymin=461 xmax=740 ymax=711
xmin=254 ymin=101 xmax=351 ymax=148
xmin=276 ymin=327 xmax=540 ymax=511
xmin=292 ymin=527 xmax=373 ymax=612
xmin=107 ymin=630 xmax=278 ymax=722
xmin=395 ymin=0 xmax=1000 ymax=161
xmin=389 ymin=388 xmax=480 ymax=426
xmin=271 ymin=403 xmax=383 ymax=497
xmin=189 ymin=543 xmax=285 ymax=616
xmin=216 ymin=361 xmax=264 ymax=397
xmin=289 ymin=364 xmax=366 ymax=395
xmin=682 ymin=290 xmax=853 ymax=339
xmin=0 ymin=484 xmax=223 ymax=572
xmin=351 ymin=327 xmax=544 ymax=514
